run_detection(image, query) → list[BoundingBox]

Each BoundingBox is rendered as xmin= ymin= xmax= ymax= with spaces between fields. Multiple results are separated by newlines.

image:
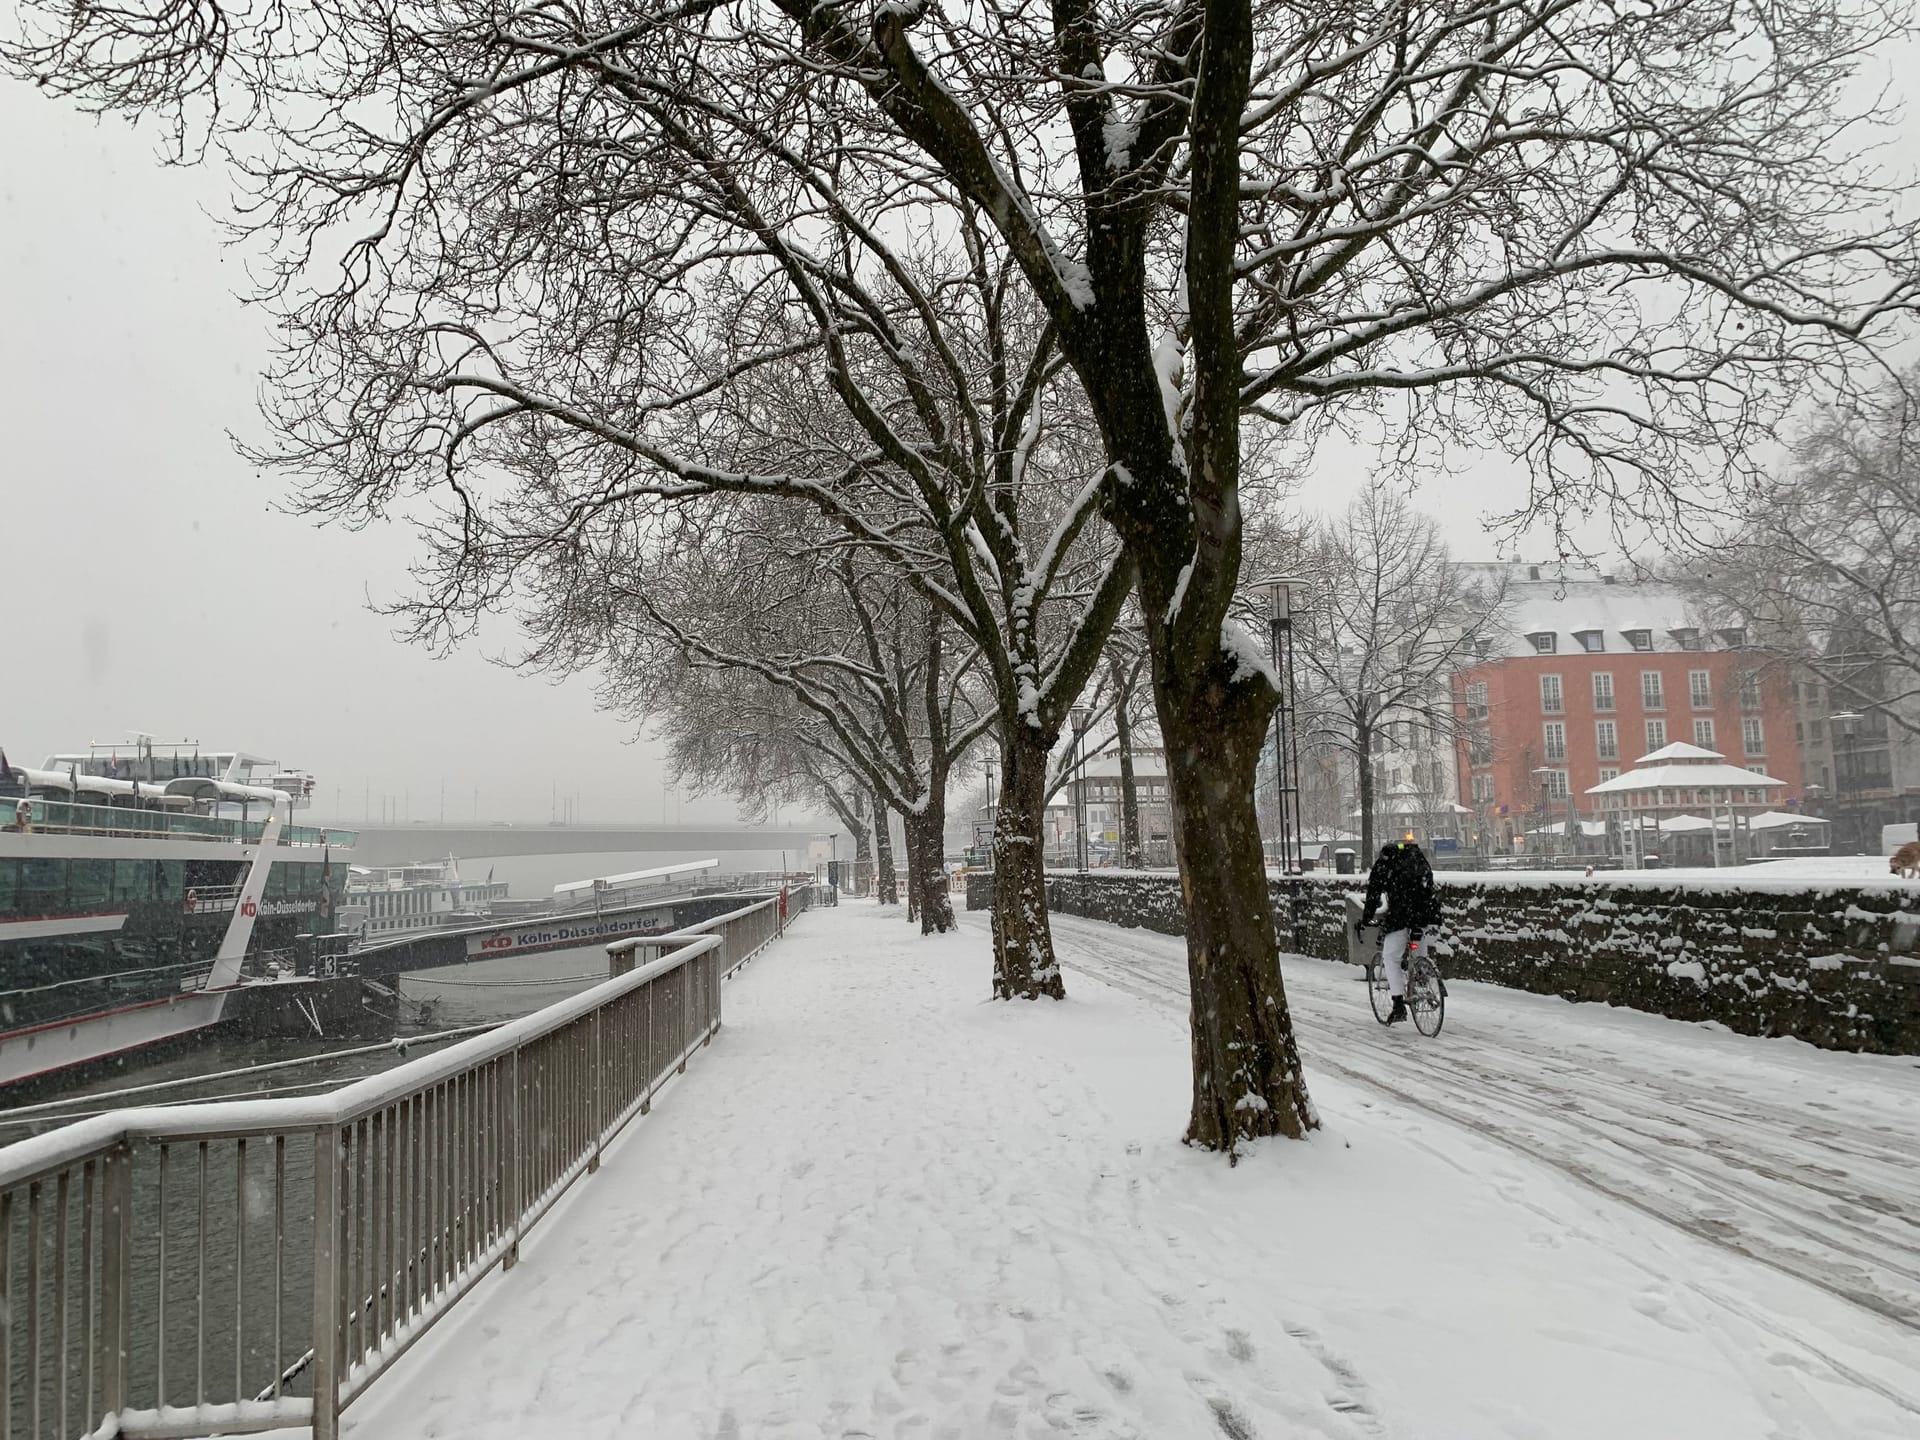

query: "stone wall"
xmin=994 ymin=870 xmax=1920 ymax=1054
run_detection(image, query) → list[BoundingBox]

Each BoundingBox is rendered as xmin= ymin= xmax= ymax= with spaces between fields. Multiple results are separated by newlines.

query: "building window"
xmin=1465 ymin=681 xmax=1489 ymax=720
xmin=1469 ymin=730 xmax=1492 ymax=767
xmin=1742 ymin=717 xmax=1764 ymax=754
xmin=1641 ymin=671 xmax=1664 ymax=710
xmin=1598 ymin=767 xmax=1619 ymax=783
xmin=1529 ymin=632 xmax=1557 ymax=654
xmin=1542 ymin=769 xmax=1570 ymax=800
xmin=1720 ymin=627 xmax=1747 ymax=648
xmin=1576 ymin=630 xmax=1605 ymax=653
xmin=1738 ymin=670 xmax=1762 ymax=710
xmin=1544 ymin=721 xmax=1567 ymax=761
xmin=1625 ymin=629 xmax=1653 ymax=652
xmin=1672 ymin=628 xmax=1702 ymax=651
xmin=1645 ymin=718 xmax=1668 ymax=752
xmin=1592 ymin=672 xmax=1615 ymax=712
xmin=1693 ymin=718 xmax=1716 ymax=749
xmin=1689 ymin=670 xmax=1712 ymax=709
xmin=1596 ymin=719 xmax=1618 ymax=759
xmin=1540 ymin=674 xmax=1563 ymax=714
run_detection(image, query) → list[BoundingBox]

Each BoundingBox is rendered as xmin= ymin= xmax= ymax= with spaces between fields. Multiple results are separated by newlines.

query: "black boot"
xmin=1387 ymin=997 xmax=1409 ymax=1025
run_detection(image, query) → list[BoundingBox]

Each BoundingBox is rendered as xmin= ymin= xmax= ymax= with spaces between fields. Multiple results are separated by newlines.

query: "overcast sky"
xmin=5 ymin=46 xmax=1914 ymax=825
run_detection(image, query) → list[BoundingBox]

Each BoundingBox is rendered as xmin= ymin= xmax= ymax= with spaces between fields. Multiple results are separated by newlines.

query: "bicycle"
xmin=1346 ymin=912 xmax=1446 ymax=1037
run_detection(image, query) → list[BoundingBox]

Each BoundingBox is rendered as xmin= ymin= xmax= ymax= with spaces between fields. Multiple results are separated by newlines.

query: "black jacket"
xmin=1360 ymin=841 xmax=1444 ymax=932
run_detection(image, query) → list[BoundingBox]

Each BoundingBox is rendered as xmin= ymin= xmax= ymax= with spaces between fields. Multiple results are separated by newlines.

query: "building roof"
xmin=1587 ymin=762 xmax=1783 ymax=795
xmin=1457 ymin=564 xmax=1739 ymax=660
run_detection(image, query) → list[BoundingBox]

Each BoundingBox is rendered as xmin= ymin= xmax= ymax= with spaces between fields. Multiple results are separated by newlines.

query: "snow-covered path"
xmin=334 ymin=902 xmax=1920 ymax=1440
xmin=1045 ymin=913 xmax=1920 ymax=1334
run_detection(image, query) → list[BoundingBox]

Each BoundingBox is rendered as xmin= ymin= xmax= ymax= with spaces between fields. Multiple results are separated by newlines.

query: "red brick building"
xmin=1452 ymin=566 xmax=1804 ymax=852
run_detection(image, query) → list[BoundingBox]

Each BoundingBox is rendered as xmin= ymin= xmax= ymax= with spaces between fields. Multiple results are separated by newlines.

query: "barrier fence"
xmin=0 ymin=892 xmax=808 ymax=1440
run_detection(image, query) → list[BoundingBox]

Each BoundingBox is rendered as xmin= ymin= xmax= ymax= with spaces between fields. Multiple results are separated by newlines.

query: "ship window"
xmin=0 ymin=860 xmax=16 ymax=916
xmin=20 ymin=857 xmax=69 ymax=914
xmin=115 ymin=861 xmax=151 ymax=903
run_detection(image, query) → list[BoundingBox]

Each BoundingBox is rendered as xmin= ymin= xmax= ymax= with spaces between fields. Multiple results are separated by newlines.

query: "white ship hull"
xmin=0 ymin=988 xmax=230 ymax=1087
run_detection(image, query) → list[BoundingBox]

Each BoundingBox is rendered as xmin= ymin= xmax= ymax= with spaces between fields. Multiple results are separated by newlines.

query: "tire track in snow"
xmin=1037 ymin=912 xmax=1920 ymax=1341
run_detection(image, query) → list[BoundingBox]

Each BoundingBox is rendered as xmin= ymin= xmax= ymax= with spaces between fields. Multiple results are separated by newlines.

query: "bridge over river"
xmin=344 ymin=822 xmax=824 ymax=867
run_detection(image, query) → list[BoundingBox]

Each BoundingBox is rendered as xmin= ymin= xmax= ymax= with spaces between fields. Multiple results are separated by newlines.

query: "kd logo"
xmin=241 ymin=899 xmax=258 ymax=917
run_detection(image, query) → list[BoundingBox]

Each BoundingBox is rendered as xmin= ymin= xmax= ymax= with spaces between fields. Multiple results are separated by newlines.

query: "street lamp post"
xmin=1830 ymin=710 xmax=1863 ymax=854
xmin=1257 ymin=576 xmax=1308 ymax=873
xmin=982 ymin=759 xmax=996 ymax=869
xmin=1070 ymin=705 xmax=1090 ymax=872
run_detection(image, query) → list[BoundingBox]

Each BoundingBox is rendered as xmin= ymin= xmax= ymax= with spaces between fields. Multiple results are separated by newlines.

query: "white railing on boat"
xmin=0 ymin=891 xmax=806 ymax=1440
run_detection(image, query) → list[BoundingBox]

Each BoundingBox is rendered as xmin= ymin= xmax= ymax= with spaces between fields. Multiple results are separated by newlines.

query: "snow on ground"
xmin=336 ymin=902 xmax=1920 ymax=1440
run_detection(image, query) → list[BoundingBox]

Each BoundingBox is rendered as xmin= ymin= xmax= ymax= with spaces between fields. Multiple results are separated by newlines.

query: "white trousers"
xmin=1381 ymin=928 xmax=1413 ymax=999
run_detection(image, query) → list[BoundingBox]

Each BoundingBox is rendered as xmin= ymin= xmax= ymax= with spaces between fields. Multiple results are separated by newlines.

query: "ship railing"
xmin=0 ymin=893 xmax=793 ymax=1440
xmin=7 ymin=800 xmax=354 ymax=850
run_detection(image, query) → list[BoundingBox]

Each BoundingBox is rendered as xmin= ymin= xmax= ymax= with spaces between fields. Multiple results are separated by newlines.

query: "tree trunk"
xmin=852 ymin=820 xmax=873 ymax=896
xmin=873 ymin=793 xmax=898 ymax=904
xmin=1156 ymin=665 xmax=1318 ymax=1151
xmin=905 ymin=814 xmax=921 ymax=923
xmin=909 ymin=804 xmax=957 ymax=934
xmin=1356 ymin=723 xmax=1377 ymax=861
xmin=1113 ymin=658 xmax=1143 ymax=869
xmin=990 ymin=725 xmax=1064 ymax=997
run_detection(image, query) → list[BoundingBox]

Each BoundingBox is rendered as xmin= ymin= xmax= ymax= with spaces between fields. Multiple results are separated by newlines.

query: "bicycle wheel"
xmin=1366 ymin=959 xmax=1396 ymax=1024
xmin=1407 ymin=956 xmax=1446 ymax=1037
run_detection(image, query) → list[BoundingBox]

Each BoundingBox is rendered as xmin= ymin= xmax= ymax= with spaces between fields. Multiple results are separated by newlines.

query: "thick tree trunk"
xmin=1113 ymin=659 xmax=1143 ymax=869
xmin=990 ymin=725 xmax=1064 ymax=997
xmin=873 ymin=793 xmax=898 ymax=905
xmin=909 ymin=802 xmax=957 ymax=934
xmin=1356 ymin=725 xmax=1377 ymax=861
xmin=1156 ymin=665 xmax=1318 ymax=1151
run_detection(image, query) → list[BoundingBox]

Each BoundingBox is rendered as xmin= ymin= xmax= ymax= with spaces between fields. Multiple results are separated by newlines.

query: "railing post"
xmin=503 ymin=1047 xmax=522 ymax=1270
xmin=311 ymin=1124 xmax=343 ymax=1440
xmin=95 ymin=1142 xmax=132 ymax=1426
xmin=588 ymin=1010 xmax=604 ymax=1174
xmin=679 ymin=959 xmax=691 ymax=1073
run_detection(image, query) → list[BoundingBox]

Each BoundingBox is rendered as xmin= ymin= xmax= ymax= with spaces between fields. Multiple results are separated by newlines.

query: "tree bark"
xmin=873 ymin=793 xmax=898 ymax=905
xmin=1113 ymin=657 xmax=1143 ymax=869
xmin=909 ymin=805 xmax=957 ymax=934
xmin=905 ymin=813 xmax=921 ymax=923
xmin=1155 ymin=658 xmax=1318 ymax=1150
xmin=990 ymin=725 xmax=1064 ymax=997
xmin=1356 ymin=722 xmax=1377 ymax=861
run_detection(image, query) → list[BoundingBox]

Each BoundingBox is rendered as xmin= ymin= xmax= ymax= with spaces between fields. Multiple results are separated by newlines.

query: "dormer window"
xmin=1528 ymin=631 xmax=1557 ymax=655
xmin=1670 ymin=627 xmax=1702 ymax=651
xmin=1718 ymin=627 xmax=1747 ymax=648
xmin=1574 ymin=629 xmax=1605 ymax=653
xmin=1623 ymin=629 xmax=1654 ymax=652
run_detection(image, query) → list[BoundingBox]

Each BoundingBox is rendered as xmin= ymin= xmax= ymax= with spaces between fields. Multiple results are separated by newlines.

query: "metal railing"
xmin=604 ymin=890 xmax=799 ymax=980
xmin=0 ymin=893 xmax=798 ymax=1440
xmin=7 ymin=800 xmax=353 ymax=849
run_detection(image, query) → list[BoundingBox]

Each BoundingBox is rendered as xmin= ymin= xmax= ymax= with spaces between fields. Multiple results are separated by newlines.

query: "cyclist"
xmin=1356 ymin=834 xmax=1444 ymax=1024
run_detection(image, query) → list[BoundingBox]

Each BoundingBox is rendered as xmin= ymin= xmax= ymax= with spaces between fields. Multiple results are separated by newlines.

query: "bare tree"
xmin=527 ymin=502 xmax=989 ymax=933
xmin=1689 ymin=380 xmax=1920 ymax=738
xmin=17 ymin=0 xmax=1919 ymax=1151
xmin=1293 ymin=491 xmax=1507 ymax=859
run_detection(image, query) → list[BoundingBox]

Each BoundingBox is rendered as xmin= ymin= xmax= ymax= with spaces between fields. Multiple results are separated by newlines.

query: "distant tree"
xmin=1293 ymin=492 xmax=1508 ymax=859
xmin=1689 ymin=382 xmax=1920 ymax=739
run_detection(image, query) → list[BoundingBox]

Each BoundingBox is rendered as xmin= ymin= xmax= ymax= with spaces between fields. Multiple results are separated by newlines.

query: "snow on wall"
xmin=1011 ymin=871 xmax=1920 ymax=1055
